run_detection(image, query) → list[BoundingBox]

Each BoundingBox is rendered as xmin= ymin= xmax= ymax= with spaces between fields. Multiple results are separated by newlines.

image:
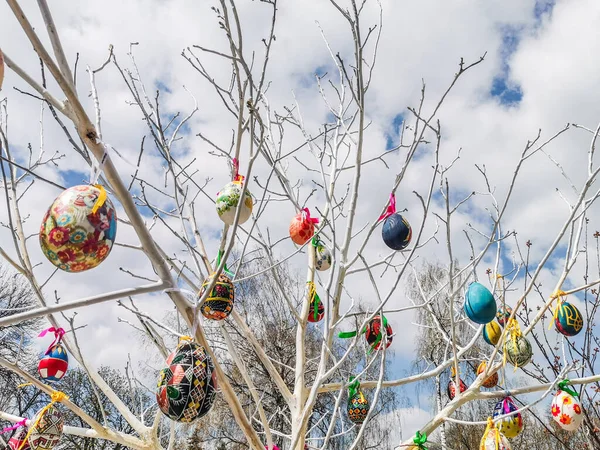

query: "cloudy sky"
xmin=2 ymin=0 xmax=600 ymax=444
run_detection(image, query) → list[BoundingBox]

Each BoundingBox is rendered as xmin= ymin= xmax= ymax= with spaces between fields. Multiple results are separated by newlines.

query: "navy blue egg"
xmin=464 ymin=282 xmax=496 ymax=324
xmin=382 ymin=213 xmax=412 ymax=250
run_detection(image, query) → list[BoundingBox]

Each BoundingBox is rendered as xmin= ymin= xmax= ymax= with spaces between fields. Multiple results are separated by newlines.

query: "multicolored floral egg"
xmin=289 ymin=210 xmax=317 ymax=245
xmin=483 ymin=320 xmax=502 ymax=346
xmin=381 ymin=213 xmax=412 ymax=251
xmin=314 ymin=242 xmax=332 ymax=271
xmin=504 ymin=335 xmax=533 ymax=368
xmin=39 ymin=185 xmax=117 ymax=272
xmin=307 ymin=297 xmax=325 ymax=323
xmin=8 ymin=429 xmax=30 ymax=450
xmin=555 ymin=301 xmax=583 ymax=337
xmin=480 ymin=425 xmax=511 ymax=450
xmin=447 ymin=378 xmax=467 ymax=400
xmin=496 ymin=305 xmax=513 ymax=327
xmin=347 ymin=389 xmax=370 ymax=424
xmin=464 ymin=282 xmax=497 ymax=324
xmin=365 ymin=316 xmax=393 ymax=350
xmin=493 ymin=397 xmax=523 ymax=438
xmin=199 ymin=273 xmax=234 ymax=320
xmin=552 ymin=389 xmax=583 ymax=431
xmin=476 ymin=361 xmax=498 ymax=388
xmin=156 ymin=340 xmax=217 ymax=422
xmin=216 ymin=180 xmax=253 ymax=226
xmin=28 ymin=405 xmax=63 ymax=450
xmin=38 ymin=344 xmax=68 ymax=383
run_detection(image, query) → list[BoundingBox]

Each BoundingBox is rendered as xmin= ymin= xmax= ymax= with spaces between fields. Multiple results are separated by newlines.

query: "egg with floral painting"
xmin=314 ymin=242 xmax=332 ymax=271
xmin=39 ymin=185 xmax=117 ymax=272
xmin=365 ymin=316 xmax=393 ymax=350
xmin=552 ymin=389 xmax=583 ymax=431
xmin=28 ymin=404 xmax=63 ymax=450
xmin=216 ymin=180 xmax=253 ymax=226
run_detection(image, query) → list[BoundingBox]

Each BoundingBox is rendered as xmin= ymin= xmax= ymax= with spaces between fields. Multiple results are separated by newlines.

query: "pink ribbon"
xmin=38 ymin=327 xmax=65 ymax=355
xmin=302 ymin=208 xmax=319 ymax=224
xmin=1 ymin=419 xmax=27 ymax=434
xmin=232 ymin=157 xmax=244 ymax=182
xmin=378 ymin=193 xmax=396 ymax=221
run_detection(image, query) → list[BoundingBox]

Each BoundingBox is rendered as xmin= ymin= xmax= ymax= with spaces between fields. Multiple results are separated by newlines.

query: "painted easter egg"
xmin=551 ymin=389 xmax=583 ymax=431
xmin=314 ymin=242 xmax=332 ymax=271
xmin=38 ymin=344 xmax=68 ymax=383
xmin=447 ymin=378 xmax=467 ymax=400
xmin=347 ymin=390 xmax=370 ymax=424
xmin=480 ymin=426 xmax=511 ymax=450
xmin=28 ymin=405 xmax=63 ymax=450
xmin=156 ymin=340 xmax=217 ymax=423
xmin=307 ymin=297 xmax=325 ymax=323
xmin=496 ymin=305 xmax=513 ymax=327
xmin=493 ymin=397 xmax=523 ymax=438
xmin=464 ymin=282 xmax=497 ymax=324
xmin=476 ymin=361 xmax=498 ymax=388
xmin=216 ymin=180 xmax=253 ymax=226
xmin=199 ymin=273 xmax=234 ymax=321
xmin=8 ymin=429 xmax=30 ymax=450
xmin=504 ymin=335 xmax=533 ymax=368
xmin=289 ymin=212 xmax=316 ymax=246
xmin=381 ymin=213 xmax=412 ymax=251
xmin=365 ymin=316 xmax=393 ymax=350
xmin=555 ymin=301 xmax=583 ymax=337
xmin=39 ymin=185 xmax=117 ymax=272
xmin=483 ymin=320 xmax=502 ymax=346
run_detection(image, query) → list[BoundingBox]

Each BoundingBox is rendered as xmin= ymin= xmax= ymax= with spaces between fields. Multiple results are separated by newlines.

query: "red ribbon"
xmin=38 ymin=327 xmax=65 ymax=355
xmin=302 ymin=208 xmax=319 ymax=224
xmin=378 ymin=193 xmax=396 ymax=221
xmin=1 ymin=418 xmax=27 ymax=434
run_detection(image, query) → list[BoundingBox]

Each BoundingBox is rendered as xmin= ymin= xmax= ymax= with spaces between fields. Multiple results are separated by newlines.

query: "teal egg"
xmin=464 ymin=282 xmax=497 ymax=324
xmin=555 ymin=302 xmax=583 ymax=337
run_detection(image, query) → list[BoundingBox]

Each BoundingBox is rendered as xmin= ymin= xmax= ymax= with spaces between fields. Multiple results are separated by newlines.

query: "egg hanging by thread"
xmin=381 ymin=213 xmax=412 ymax=251
xmin=216 ymin=180 xmax=253 ymax=226
xmin=492 ymin=397 xmax=523 ymax=438
xmin=555 ymin=301 xmax=583 ymax=337
xmin=464 ymin=282 xmax=497 ymax=324
xmin=38 ymin=344 xmax=69 ymax=383
xmin=483 ymin=320 xmax=502 ymax=346
xmin=552 ymin=389 xmax=583 ymax=431
xmin=504 ymin=334 xmax=533 ymax=368
xmin=365 ymin=316 xmax=393 ymax=351
xmin=496 ymin=305 xmax=513 ymax=327
xmin=199 ymin=273 xmax=235 ymax=321
xmin=347 ymin=386 xmax=370 ymax=424
xmin=314 ymin=241 xmax=332 ymax=271
xmin=476 ymin=361 xmax=498 ymax=388
xmin=28 ymin=405 xmax=63 ymax=450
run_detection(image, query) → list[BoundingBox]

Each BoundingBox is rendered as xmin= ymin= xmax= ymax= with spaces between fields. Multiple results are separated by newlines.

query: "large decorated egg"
xmin=365 ymin=316 xmax=393 ymax=351
xmin=447 ymin=378 xmax=467 ymax=400
xmin=347 ymin=389 xmax=370 ymax=424
xmin=480 ymin=426 xmax=511 ymax=450
xmin=464 ymin=282 xmax=496 ymax=324
xmin=483 ymin=320 xmax=502 ymax=346
xmin=28 ymin=405 xmax=63 ymax=450
xmin=307 ymin=297 xmax=325 ymax=323
xmin=314 ymin=241 xmax=332 ymax=271
xmin=39 ymin=185 xmax=117 ymax=272
xmin=493 ymin=397 xmax=523 ymax=438
xmin=8 ymin=429 xmax=30 ymax=450
xmin=555 ymin=301 xmax=583 ymax=337
xmin=216 ymin=180 xmax=253 ymax=226
xmin=504 ymin=335 xmax=532 ymax=368
xmin=496 ymin=305 xmax=513 ymax=327
xmin=156 ymin=340 xmax=217 ymax=422
xmin=289 ymin=211 xmax=317 ymax=245
xmin=381 ymin=213 xmax=412 ymax=251
xmin=199 ymin=273 xmax=234 ymax=321
xmin=476 ymin=361 xmax=498 ymax=388
xmin=38 ymin=344 xmax=68 ymax=383
xmin=551 ymin=389 xmax=583 ymax=431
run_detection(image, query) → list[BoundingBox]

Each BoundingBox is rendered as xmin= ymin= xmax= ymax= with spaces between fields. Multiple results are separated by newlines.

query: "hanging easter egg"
xmin=551 ymin=388 xmax=583 ymax=431
xmin=39 ymin=185 xmax=117 ymax=272
xmin=347 ymin=384 xmax=370 ymax=424
xmin=289 ymin=208 xmax=318 ymax=245
xmin=216 ymin=179 xmax=253 ymax=226
xmin=496 ymin=305 xmax=513 ymax=327
xmin=483 ymin=320 xmax=502 ymax=346
xmin=555 ymin=301 xmax=583 ymax=337
xmin=28 ymin=405 xmax=63 ymax=450
xmin=447 ymin=378 xmax=467 ymax=400
xmin=307 ymin=297 xmax=325 ymax=323
xmin=314 ymin=240 xmax=332 ymax=271
xmin=38 ymin=344 xmax=69 ymax=383
xmin=504 ymin=334 xmax=532 ymax=368
xmin=382 ymin=213 xmax=412 ymax=251
xmin=8 ymin=429 xmax=30 ymax=450
xmin=476 ymin=361 xmax=498 ymax=388
xmin=199 ymin=273 xmax=234 ymax=321
xmin=156 ymin=339 xmax=217 ymax=422
xmin=493 ymin=397 xmax=523 ymax=438
xmin=480 ymin=424 xmax=511 ymax=450
xmin=365 ymin=315 xmax=393 ymax=351
xmin=464 ymin=282 xmax=497 ymax=324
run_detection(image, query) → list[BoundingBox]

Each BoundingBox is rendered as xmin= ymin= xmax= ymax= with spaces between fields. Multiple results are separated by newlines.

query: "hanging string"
xmin=17 ymin=391 xmax=68 ymax=450
xmin=412 ymin=430 xmax=428 ymax=450
xmin=1 ymin=418 xmax=27 ymax=435
xmin=38 ymin=327 xmax=65 ymax=355
xmin=549 ymin=290 xmax=567 ymax=330
xmin=378 ymin=193 xmax=396 ymax=221
xmin=558 ymin=379 xmax=579 ymax=398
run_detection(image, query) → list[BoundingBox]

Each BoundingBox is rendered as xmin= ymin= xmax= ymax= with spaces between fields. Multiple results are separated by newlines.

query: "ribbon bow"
xmin=38 ymin=327 xmax=65 ymax=355
xmin=348 ymin=377 xmax=361 ymax=399
xmin=302 ymin=208 xmax=319 ymax=224
xmin=1 ymin=418 xmax=27 ymax=434
xmin=413 ymin=431 xmax=428 ymax=450
xmin=378 ymin=193 xmax=396 ymax=221
xmin=232 ymin=158 xmax=244 ymax=183
xmin=558 ymin=379 xmax=579 ymax=398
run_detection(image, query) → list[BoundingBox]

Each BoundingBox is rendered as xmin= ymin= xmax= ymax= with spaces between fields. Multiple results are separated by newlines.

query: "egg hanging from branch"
xmin=199 ymin=272 xmax=235 ymax=321
xmin=464 ymin=282 xmax=497 ymax=324
xmin=492 ymin=397 xmax=523 ymax=438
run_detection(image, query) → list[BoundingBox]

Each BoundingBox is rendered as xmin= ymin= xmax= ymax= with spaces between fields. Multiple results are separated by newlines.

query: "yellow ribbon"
xmin=91 ymin=184 xmax=107 ymax=214
xmin=549 ymin=290 xmax=566 ymax=331
xmin=479 ymin=417 xmax=500 ymax=450
xmin=503 ymin=319 xmax=522 ymax=370
xmin=307 ymin=281 xmax=317 ymax=303
xmin=17 ymin=391 xmax=68 ymax=450
xmin=179 ymin=336 xmax=194 ymax=344
xmin=17 ymin=383 xmax=32 ymax=389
